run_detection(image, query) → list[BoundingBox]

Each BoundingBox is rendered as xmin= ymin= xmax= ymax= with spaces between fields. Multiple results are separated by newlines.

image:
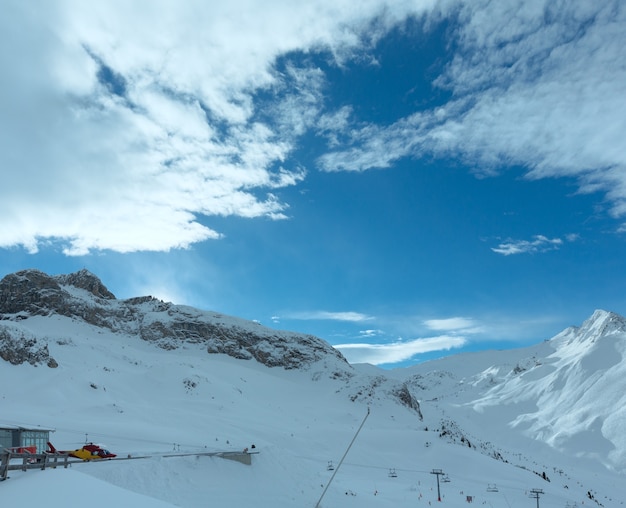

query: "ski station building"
xmin=0 ymin=425 xmax=53 ymax=453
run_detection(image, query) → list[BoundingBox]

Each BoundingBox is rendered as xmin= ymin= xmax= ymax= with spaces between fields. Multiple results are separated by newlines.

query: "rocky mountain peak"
xmin=55 ymin=269 xmax=116 ymax=299
xmin=549 ymin=309 xmax=626 ymax=347
xmin=1 ymin=268 xmax=58 ymax=289
xmin=0 ymin=269 xmax=114 ymax=317
xmin=577 ymin=309 xmax=626 ymax=340
xmin=0 ymin=269 xmax=62 ymax=315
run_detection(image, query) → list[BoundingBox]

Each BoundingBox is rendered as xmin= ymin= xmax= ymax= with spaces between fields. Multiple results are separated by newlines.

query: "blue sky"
xmin=2 ymin=0 xmax=626 ymax=367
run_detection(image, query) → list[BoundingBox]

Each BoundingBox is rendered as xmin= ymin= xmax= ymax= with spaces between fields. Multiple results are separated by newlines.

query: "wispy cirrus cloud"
xmin=423 ymin=316 xmax=484 ymax=333
xmin=491 ymin=235 xmax=570 ymax=256
xmin=334 ymin=335 xmax=467 ymax=365
xmin=285 ymin=310 xmax=375 ymax=322
xmin=318 ymin=0 xmax=626 ymax=224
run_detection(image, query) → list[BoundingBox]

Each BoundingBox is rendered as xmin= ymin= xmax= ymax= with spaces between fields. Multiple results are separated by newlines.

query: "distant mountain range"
xmin=1 ymin=269 xmax=624 ymax=507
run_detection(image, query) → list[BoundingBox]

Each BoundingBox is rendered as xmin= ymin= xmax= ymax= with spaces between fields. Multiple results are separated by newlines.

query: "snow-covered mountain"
xmin=1 ymin=269 xmax=624 ymax=507
xmin=395 ymin=309 xmax=626 ymax=474
xmin=0 ymin=269 xmax=349 ymax=370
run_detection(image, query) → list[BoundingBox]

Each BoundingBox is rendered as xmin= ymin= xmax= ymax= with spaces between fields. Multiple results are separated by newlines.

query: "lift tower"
xmin=431 ymin=469 xmax=445 ymax=502
xmin=529 ymin=488 xmax=544 ymax=508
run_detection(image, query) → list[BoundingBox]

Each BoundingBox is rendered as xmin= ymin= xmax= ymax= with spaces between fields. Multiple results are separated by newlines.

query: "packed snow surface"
xmin=2 ymin=305 xmax=626 ymax=507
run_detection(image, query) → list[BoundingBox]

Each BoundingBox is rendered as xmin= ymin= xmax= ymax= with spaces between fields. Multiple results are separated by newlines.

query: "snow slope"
xmin=392 ymin=310 xmax=626 ymax=474
xmin=2 ymin=285 xmax=625 ymax=507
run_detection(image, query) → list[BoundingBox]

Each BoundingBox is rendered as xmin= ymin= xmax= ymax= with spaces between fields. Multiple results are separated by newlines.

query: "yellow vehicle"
xmin=46 ymin=441 xmax=116 ymax=460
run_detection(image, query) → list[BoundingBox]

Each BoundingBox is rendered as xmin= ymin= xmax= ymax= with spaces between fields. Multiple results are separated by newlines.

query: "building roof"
xmin=0 ymin=424 xmax=54 ymax=432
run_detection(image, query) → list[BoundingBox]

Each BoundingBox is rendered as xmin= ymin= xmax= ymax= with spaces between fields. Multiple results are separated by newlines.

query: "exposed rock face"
xmin=0 ymin=326 xmax=57 ymax=367
xmin=136 ymin=309 xmax=348 ymax=369
xmin=0 ymin=269 xmax=348 ymax=371
xmin=0 ymin=269 xmax=126 ymax=329
xmin=392 ymin=383 xmax=423 ymax=418
xmin=0 ymin=269 xmax=65 ymax=316
xmin=0 ymin=269 xmax=426 ymax=416
xmin=56 ymin=269 xmax=116 ymax=299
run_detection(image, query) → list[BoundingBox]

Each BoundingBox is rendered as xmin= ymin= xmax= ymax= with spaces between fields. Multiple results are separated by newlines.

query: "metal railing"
xmin=1 ymin=449 xmax=70 ymax=481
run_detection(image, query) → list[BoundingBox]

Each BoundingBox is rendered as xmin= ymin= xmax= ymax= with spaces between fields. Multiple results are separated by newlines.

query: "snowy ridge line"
xmin=0 ymin=268 xmax=351 ymax=371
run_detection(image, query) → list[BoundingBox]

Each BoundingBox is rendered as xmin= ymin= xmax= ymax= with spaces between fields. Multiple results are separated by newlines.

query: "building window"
xmin=0 ymin=430 xmax=11 ymax=449
xmin=20 ymin=431 xmax=49 ymax=453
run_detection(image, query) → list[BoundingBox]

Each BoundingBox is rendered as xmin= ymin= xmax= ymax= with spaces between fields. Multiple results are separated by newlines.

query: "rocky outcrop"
xmin=0 ymin=269 xmax=349 ymax=371
xmin=203 ymin=326 xmax=344 ymax=369
xmin=391 ymin=383 xmax=423 ymax=418
xmin=56 ymin=269 xmax=116 ymax=299
xmin=137 ymin=310 xmax=348 ymax=369
xmin=0 ymin=326 xmax=58 ymax=367
xmin=0 ymin=269 xmax=65 ymax=316
xmin=0 ymin=269 xmax=116 ymax=321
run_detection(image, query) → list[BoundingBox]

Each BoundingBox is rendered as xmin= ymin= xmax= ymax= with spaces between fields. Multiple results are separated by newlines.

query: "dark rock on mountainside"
xmin=56 ymin=269 xmax=116 ymax=299
xmin=0 ymin=327 xmax=58 ymax=367
xmin=0 ymin=269 xmax=348 ymax=371
xmin=0 ymin=268 xmax=114 ymax=315
xmin=392 ymin=383 xmax=423 ymax=418
xmin=0 ymin=269 xmax=65 ymax=315
xmin=0 ymin=269 xmax=424 ymax=413
xmin=0 ymin=269 xmax=125 ymax=329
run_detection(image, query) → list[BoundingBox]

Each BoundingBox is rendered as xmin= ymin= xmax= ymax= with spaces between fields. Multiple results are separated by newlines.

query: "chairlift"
xmin=327 ymin=461 xmax=334 ymax=471
xmin=487 ymin=483 xmax=499 ymax=492
xmin=424 ymin=441 xmax=431 ymax=447
xmin=388 ymin=468 xmax=398 ymax=478
xmin=441 ymin=474 xmax=451 ymax=483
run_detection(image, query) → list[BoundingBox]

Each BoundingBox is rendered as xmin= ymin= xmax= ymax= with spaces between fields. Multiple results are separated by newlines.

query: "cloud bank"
xmin=0 ymin=0 xmax=433 ymax=255
xmin=2 ymin=0 xmax=625 ymax=255
xmin=334 ymin=335 xmax=467 ymax=365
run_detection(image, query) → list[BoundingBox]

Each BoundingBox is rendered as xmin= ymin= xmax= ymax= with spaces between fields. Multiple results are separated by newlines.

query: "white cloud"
xmin=317 ymin=114 xmax=425 ymax=172
xmin=491 ymin=235 xmax=564 ymax=256
xmin=0 ymin=0 xmax=436 ymax=255
xmin=318 ymin=0 xmax=626 ymax=222
xmin=359 ymin=329 xmax=384 ymax=337
xmin=5 ymin=0 xmax=621 ymax=257
xmin=286 ymin=310 xmax=375 ymax=322
xmin=316 ymin=106 xmax=354 ymax=147
xmin=334 ymin=335 xmax=466 ymax=365
xmin=423 ymin=317 xmax=482 ymax=333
